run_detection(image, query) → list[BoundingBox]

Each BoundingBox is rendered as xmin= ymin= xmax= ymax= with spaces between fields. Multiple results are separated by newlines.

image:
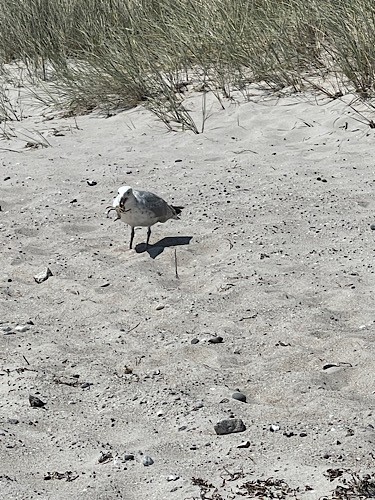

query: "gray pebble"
xmin=284 ymin=430 xmax=295 ymax=437
xmin=270 ymin=424 xmax=280 ymax=432
xmin=34 ymin=267 xmax=53 ymax=284
xmin=2 ymin=326 xmax=14 ymax=335
xmin=143 ymin=455 xmax=154 ymax=466
xmin=167 ymin=474 xmax=180 ymax=482
xmin=370 ymin=224 xmax=375 ymax=230
xmin=192 ymin=401 xmax=204 ymax=411
xmin=237 ymin=440 xmax=251 ymax=448
xmin=8 ymin=418 xmax=19 ymax=425
xmin=87 ymin=180 xmax=97 ymax=186
xmin=191 ymin=338 xmax=199 ymax=344
xmin=29 ymin=395 xmax=46 ymax=408
xmin=124 ymin=453 xmax=134 ymax=461
xmin=214 ymin=418 xmax=246 ymax=435
xmin=232 ymin=392 xmax=247 ymax=403
xmin=208 ymin=336 xmax=223 ymax=344
xmin=98 ymin=451 xmax=112 ymax=463
xmin=14 ymin=324 xmax=30 ymax=333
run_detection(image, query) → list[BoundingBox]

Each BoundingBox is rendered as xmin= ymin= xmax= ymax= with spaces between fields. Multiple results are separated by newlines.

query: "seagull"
xmin=107 ymin=185 xmax=184 ymax=249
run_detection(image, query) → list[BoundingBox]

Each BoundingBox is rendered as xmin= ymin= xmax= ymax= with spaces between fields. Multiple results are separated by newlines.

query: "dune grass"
xmin=1 ymin=0 xmax=375 ymax=131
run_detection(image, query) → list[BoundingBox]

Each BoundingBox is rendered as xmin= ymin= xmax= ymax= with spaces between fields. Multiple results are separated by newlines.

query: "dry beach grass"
xmin=2 ymin=1 xmax=375 ymax=499
xmin=2 ymin=0 xmax=375 ymax=128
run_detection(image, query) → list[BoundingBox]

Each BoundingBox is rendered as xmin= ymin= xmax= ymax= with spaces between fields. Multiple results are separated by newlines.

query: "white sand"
xmin=1 ymin=85 xmax=375 ymax=499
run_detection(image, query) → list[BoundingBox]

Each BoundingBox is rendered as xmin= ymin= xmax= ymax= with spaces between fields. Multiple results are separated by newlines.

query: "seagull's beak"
xmin=119 ymin=196 xmax=127 ymax=209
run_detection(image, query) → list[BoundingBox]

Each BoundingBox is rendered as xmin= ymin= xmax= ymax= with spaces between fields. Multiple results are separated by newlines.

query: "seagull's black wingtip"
xmin=172 ymin=205 xmax=184 ymax=215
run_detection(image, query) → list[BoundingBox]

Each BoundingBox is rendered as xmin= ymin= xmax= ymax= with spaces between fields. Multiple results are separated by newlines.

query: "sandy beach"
xmin=2 ymin=86 xmax=375 ymax=499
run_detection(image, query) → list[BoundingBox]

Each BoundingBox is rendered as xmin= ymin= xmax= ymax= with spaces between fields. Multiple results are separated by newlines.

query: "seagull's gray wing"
xmin=134 ymin=190 xmax=175 ymax=221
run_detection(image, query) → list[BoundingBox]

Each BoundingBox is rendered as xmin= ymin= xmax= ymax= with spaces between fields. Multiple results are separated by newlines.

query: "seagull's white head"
xmin=113 ymin=185 xmax=133 ymax=209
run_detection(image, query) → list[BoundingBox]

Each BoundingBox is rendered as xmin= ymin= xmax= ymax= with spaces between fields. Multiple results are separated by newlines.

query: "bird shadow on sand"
xmin=135 ymin=236 xmax=193 ymax=259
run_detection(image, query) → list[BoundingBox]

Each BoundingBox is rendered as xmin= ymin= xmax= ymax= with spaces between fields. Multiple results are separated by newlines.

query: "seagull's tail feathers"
xmin=171 ymin=205 xmax=184 ymax=219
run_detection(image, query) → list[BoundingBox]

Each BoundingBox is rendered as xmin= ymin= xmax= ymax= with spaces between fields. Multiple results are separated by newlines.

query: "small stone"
xmin=124 ymin=453 xmax=134 ymax=461
xmin=98 ymin=451 xmax=112 ymax=463
xmin=191 ymin=338 xmax=199 ymax=344
xmin=192 ymin=401 xmax=204 ymax=411
xmin=14 ymin=325 xmax=30 ymax=333
xmin=208 ymin=336 xmax=223 ymax=344
xmin=2 ymin=326 xmax=13 ymax=334
xmin=126 ymin=170 xmax=132 ymax=174
xmin=371 ymin=224 xmax=375 ymax=231
xmin=8 ymin=418 xmax=19 ymax=425
xmin=87 ymin=180 xmax=97 ymax=186
xmin=4 ymin=176 xmax=10 ymax=181
xmin=283 ymin=431 xmax=295 ymax=437
xmin=232 ymin=392 xmax=247 ymax=403
xmin=270 ymin=424 xmax=280 ymax=432
xmin=156 ymin=410 xmax=164 ymax=417
xmin=143 ymin=455 xmax=154 ymax=466
xmin=80 ymin=382 xmax=91 ymax=389
xmin=29 ymin=395 xmax=46 ymax=408
xmin=214 ymin=418 xmax=246 ymax=435
xmin=237 ymin=440 xmax=251 ymax=448
xmin=155 ymin=304 xmax=165 ymax=311
xmin=34 ymin=267 xmax=53 ymax=284
xmin=167 ymin=474 xmax=180 ymax=481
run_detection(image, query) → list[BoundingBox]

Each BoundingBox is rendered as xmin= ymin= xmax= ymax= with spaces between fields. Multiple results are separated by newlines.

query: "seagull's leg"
xmin=129 ymin=227 xmax=135 ymax=249
xmin=146 ymin=227 xmax=152 ymax=247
